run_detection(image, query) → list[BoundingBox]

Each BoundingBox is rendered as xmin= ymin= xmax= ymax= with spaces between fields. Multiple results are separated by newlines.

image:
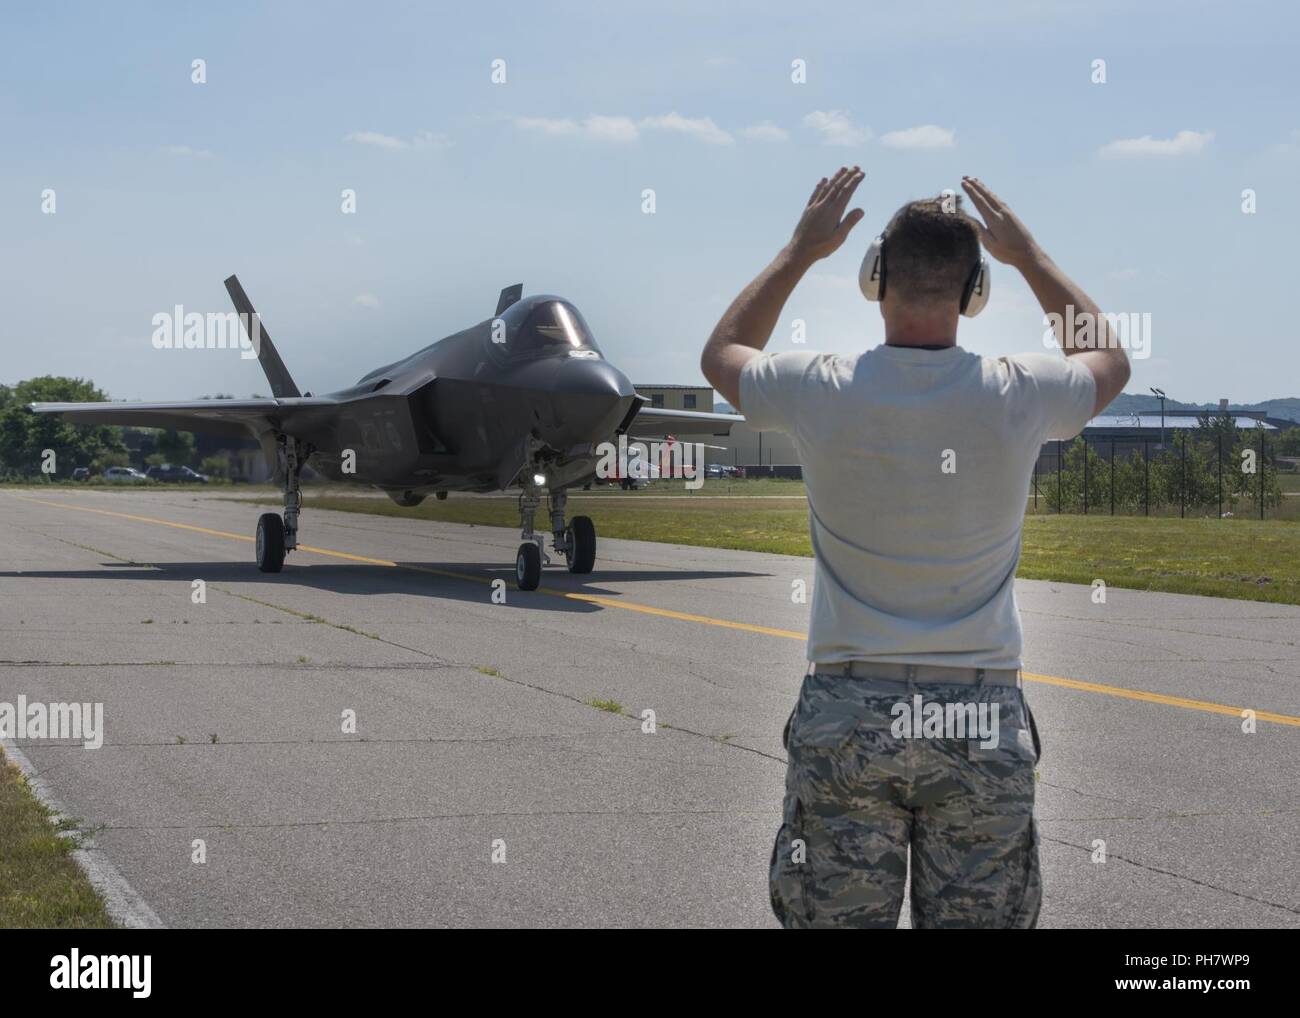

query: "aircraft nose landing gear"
xmin=563 ymin=515 xmax=596 ymax=574
xmin=514 ymin=488 xmax=596 ymax=590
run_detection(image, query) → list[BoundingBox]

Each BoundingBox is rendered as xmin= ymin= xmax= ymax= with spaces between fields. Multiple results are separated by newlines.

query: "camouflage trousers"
xmin=770 ymin=670 xmax=1042 ymax=929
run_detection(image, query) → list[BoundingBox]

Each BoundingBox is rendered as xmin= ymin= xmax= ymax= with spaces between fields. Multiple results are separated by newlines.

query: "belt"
xmin=809 ymin=661 xmax=1021 ymax=687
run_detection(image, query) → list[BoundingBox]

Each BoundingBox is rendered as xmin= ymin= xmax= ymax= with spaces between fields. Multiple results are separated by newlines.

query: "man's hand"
xmin=961 ymin=177 xmax=1039 ymax=268
xmin=788 ymin=166 xmax=866 ymax=264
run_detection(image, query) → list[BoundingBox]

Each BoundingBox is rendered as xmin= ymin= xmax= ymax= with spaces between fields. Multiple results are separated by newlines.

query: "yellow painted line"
xmin=1020 ymin=671 xmax=1300 ymax=727
xmin=558 ymin=592 xmax=808 ymax=639
xmin=13 ymin=494 xmax=1300 ymax=727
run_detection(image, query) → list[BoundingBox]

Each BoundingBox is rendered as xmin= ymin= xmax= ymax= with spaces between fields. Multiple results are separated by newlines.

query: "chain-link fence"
xmin=1030 ymin=430 xmax=1291 ymax=519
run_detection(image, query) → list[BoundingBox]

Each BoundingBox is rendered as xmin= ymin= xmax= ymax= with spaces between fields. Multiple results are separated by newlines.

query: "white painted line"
xmin=1 ymin=738 xmax=166 ymax=930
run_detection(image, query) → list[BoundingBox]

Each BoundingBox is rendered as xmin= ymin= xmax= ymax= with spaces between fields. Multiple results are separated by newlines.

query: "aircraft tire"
xmin=256 ymin=513 xmax=286 ymax=573
xmin=567 ymin=516 xmax=596 ymax=574
xmin=516 ymin=542 xmax=541 ymax=590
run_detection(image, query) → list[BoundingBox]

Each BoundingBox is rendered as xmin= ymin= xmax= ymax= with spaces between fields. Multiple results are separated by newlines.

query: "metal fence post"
xmin=1083 ymin=438 xmax=1088 ymax=515
xmin=1217 ymin=433 xmax=1222 ymax=518
xmin=1180 ymin=435 xmax=1186 ymax=519
xmin=1260 ymin=430 xmax=1266 ymax=520
xmin=1057 ymin=440 xmax=1062 ymax=513
xmin=1110 ymin=437 xmax=1116 ymax=515
xmin=1143 ymin=439 xmax=1149 ymax=516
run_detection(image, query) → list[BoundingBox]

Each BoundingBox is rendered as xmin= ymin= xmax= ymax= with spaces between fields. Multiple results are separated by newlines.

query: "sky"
xmin=2 ymin=0 xmax=1297 ymax=406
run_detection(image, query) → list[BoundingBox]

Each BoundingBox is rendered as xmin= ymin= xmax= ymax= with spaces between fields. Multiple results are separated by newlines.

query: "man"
xmin=700 ymin=168 xmax=1130 ymax=928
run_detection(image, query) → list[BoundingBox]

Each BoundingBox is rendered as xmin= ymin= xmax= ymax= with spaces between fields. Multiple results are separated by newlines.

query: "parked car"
xmin=71 ymin=467 xmax=91 ymax=481
xmin=103 ymin=466 xmax=148 ymax=484
xmin=145 ymin=463 xmax=210 ymax=484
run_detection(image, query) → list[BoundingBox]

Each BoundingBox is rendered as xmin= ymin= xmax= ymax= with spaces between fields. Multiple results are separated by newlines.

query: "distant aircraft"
xmin=31 ymin=276 xmax=739 ymax=589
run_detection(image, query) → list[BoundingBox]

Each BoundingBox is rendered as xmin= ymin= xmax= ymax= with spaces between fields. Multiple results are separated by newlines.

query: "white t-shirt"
xmin=739 ymin=345 xmax=1095 ymax=669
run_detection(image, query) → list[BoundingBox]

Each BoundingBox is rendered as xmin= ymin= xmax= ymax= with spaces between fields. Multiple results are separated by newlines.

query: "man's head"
xmin=878 ymin=196 xmax=982 ymax=309
xmin=860 ymin=195 xmax=986 ymax=346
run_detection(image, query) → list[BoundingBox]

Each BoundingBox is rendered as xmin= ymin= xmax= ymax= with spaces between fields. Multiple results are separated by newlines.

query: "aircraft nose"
xmin=558 ymin=357 xmax=636 ymax=399
xmin=549 ymin=357 xmax=638 ymax=443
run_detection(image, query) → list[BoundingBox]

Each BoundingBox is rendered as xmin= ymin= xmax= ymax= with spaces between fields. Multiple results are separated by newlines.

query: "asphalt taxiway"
xmin=2 ymin=488 xmax=1297 ymax=927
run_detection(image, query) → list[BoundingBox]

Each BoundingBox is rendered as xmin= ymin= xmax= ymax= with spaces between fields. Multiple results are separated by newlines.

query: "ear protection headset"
xmin=858 ymin=234 xmax=990 ymax=317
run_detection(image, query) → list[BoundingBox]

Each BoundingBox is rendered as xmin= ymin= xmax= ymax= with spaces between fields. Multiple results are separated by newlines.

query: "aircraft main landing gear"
xmin=515 ymin=487 xmax=596 ymax=590
xmin=257 ymin=435 xmax=306 ymax=573
xmin=256 ymin=513 xmax=286 ymax=572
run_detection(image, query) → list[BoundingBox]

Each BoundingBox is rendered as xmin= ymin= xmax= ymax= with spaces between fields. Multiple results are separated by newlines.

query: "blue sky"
xmin=2 ymin=0 xmax=1297 ymax=405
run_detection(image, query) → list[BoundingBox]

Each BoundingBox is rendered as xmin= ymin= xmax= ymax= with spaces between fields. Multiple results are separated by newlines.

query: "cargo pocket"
xmin=1024 ymin=696 xmax=1042 ymax=764
xmin=787 ymin=676 xmax=869 ymax=766
xmin=769 ymin=794 xmax=812 ymax=929
xmin=963 ymin=690 xmax=1037 ymax=770
xmin=1007 ymin=817 xmax=1042 ymax=929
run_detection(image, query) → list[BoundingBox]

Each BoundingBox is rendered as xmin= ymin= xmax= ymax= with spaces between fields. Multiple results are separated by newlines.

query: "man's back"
xmin=702 ymin=171 xmax=1128 ymax=929
xmin=741 ymin=344 xmax=1094 ymax=668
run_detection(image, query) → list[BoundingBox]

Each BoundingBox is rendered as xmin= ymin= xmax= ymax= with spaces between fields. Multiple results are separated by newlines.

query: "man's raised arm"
xmin=961 ymin=176 xmax=1131 ymax=414
xmin=701 ymin=166 xmax=865 ymax=409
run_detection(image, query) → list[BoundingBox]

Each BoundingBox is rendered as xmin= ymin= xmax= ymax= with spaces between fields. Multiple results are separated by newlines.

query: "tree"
xmin=0 ymin=376 xmax=126 ymax=478
xmin=1044 ymin=438 xmax=1108 ymax=511
xmin=1273 ymin=426 xmax=1300 ymax=456
xmin=154 ymin=429 xmax=197 ymax=466
xmin=200 ymin=453 xmax=231 ymax=479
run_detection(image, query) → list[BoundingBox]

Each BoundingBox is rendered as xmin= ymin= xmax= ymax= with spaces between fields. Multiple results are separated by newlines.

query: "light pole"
xmin=1150 ymin=387 xmax=1166 ymax=450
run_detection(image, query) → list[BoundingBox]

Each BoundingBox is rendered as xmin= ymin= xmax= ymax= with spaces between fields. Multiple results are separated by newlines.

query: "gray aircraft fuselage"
xmin=292 ymin=294 xmax=640 ymax=499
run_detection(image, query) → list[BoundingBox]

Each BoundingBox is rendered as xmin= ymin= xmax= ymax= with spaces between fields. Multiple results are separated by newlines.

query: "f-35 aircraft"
xmin=31 ymin=277 xmax=738 ymax=589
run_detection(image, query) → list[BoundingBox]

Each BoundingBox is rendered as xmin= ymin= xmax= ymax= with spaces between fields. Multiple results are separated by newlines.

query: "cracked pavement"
xmin=2 ymin=487 xmax=1298 ymax=927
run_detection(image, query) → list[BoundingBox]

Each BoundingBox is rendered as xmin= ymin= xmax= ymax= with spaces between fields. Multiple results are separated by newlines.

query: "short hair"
xmin=882 ymin=196 xmax=981 ymax=305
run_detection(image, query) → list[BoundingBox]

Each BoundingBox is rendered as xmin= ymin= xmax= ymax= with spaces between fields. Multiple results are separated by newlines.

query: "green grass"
xmin=0 ymin=749 xmax=114 ymax=928
xmin=586 ymin=699 xmax=626 ymax=715
xmin=1017 ymin=515 xmax=1300 ymax=603
xmin=234 ymin=488 xmax=1300 ymax=607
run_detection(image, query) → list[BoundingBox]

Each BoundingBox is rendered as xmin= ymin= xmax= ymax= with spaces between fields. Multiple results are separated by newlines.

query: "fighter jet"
xmin=30 ymin=276 xmax=739 ymax=589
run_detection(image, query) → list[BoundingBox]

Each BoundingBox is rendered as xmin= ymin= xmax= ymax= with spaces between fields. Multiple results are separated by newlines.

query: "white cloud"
xmin=409 ymin=130 xmax=451 ymax=151
xmin=1098 ymin=129 xmax=1214 ymax=158
xmin=739 ymin=121 xmax=790 ymax=143
xmin=514 ymin=115 xmax=638 ymax=142
xmin=161 ymin=145 xmax=212 ymax=158
xmin=344 ymin=130 xmax=450 ymax=151
xmin=584 ymin=115 xmax=639 ymax=143
xmin=803 ymin=110 xmax=869 ymax=147
xmin=353 ymin=294 xmax=380 ymax=309
xmin=513 ymin=116 xmax=582 ymax=137
xmin=639 ymin=112 xmax=733 ymax=145
xmin=880 ymin=124 xmax=955 ymax=150
xmin=512 ymin=112 xmax=792 ymax=147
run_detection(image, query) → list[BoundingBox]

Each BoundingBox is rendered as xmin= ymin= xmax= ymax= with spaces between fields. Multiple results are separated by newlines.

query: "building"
xmin=634 ymin=383 xmax=802 ymax=475
xmin=632 ymin=383 xmax=712 ymax=412
xmin=1035 ymin=406 xmax=1282 ymax=475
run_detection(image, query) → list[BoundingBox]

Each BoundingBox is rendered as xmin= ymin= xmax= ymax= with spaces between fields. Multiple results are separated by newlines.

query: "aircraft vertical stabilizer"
xmin=224 ymin=274 xmax=302 ymax=399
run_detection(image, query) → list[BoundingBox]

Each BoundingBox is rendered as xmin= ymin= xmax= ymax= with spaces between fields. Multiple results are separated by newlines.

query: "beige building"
xmin=633 ymin=383 xmax=712 ymax=412
xmin=633 ymin=383 xmax=800 ymax=471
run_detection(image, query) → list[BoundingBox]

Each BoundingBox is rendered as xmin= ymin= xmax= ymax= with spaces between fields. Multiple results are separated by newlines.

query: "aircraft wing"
xmin=27 ymin=397 xmax=338 ymax=441
xmin=628 ymin=406 xmax=742 ymax=437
